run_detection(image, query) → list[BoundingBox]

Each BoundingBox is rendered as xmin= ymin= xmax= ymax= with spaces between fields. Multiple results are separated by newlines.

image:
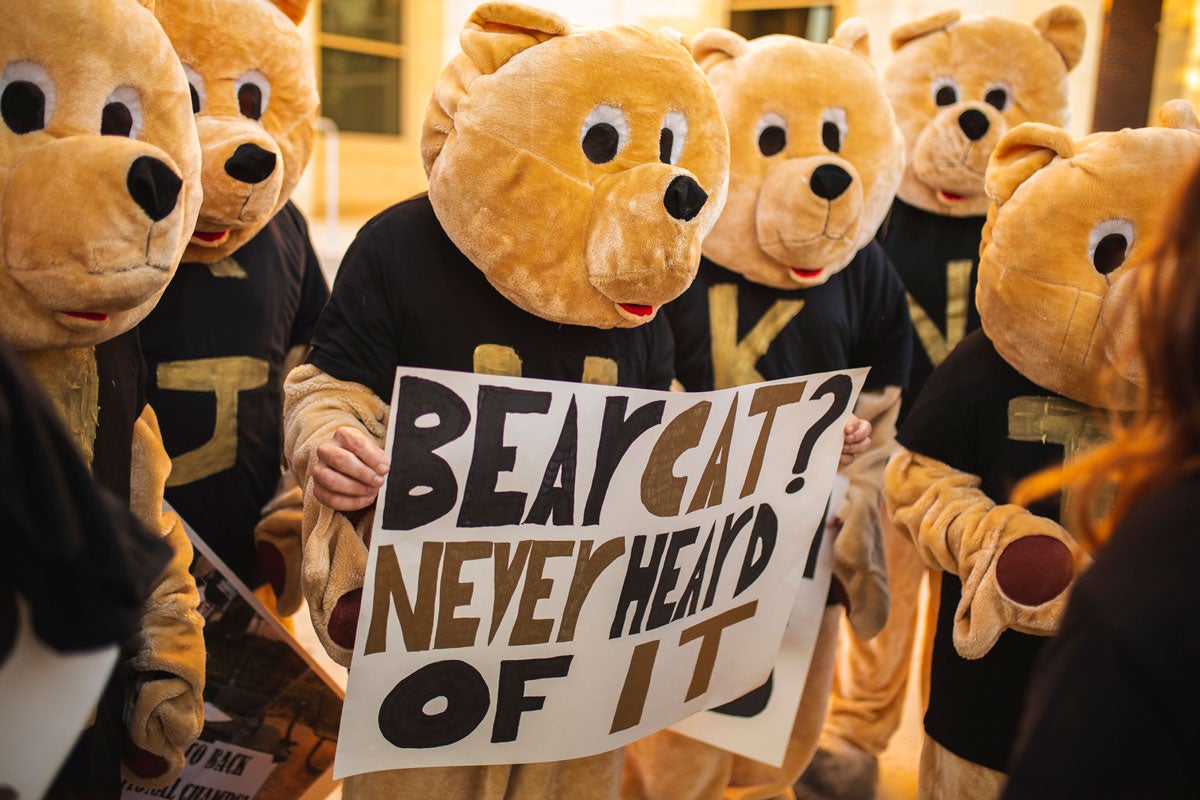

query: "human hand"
xmin=312 ymin=426 xmax=389 ymax=511
xmin=840 ymin=414 xmax=872 ymax=466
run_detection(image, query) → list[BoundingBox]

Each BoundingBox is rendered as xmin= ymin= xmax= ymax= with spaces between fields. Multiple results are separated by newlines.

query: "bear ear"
xmin=268 ymin=0 xmax=312 ymax=24
xmin=829 ymin=17 xmax=871 ymax=62
xmin=460 ymin=1 xmax=571 ymax=76
xmin=1033 ymin=5 xmax=1086 ymax=72
xmin=691 ymin=28 xmax=749 ymax=72
xmin=1158 ymin=99 xmax=1200 ymax=133
xmin=890 ymin=9 xmax=960 ymax=52
xmin=986 ymin=123 xmax=1075 ymax=205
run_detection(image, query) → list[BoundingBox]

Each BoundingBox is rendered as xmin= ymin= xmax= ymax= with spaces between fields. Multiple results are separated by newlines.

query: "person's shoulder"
xmin=357 ymin=193 xmax=442 ymax=245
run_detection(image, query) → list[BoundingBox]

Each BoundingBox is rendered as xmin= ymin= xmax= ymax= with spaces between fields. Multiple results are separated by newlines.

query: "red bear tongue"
xmin=792 ymin=268 xmax=822 ymax=278
xmin=64 ymin=311 xmax=107 ymax=321
xmin=619 ymin=304 xmax=654 ymax=317
xmin=940 ymin=191 xmax=964 ymax=201
xmin=193 ymin=230 xmax=227 ymax=242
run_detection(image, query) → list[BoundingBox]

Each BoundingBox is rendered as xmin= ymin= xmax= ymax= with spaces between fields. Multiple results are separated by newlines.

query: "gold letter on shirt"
xmin=157 ymin=356 xmax=269 ymax=486
xmin=908 ymin=259 xmax=972 ymax=366
xmin=1008 ymin=396 xmax=1108 ymax=522
xmin=708 ymin=284 xmax=803 ymax=389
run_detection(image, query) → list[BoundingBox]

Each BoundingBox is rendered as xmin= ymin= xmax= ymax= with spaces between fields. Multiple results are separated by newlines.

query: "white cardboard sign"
xmin=335 ymin=367 xmax=866 ymax=778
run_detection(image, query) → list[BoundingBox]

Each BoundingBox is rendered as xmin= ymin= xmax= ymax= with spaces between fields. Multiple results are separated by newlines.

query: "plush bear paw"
xmin=328 ymin=588 xmax=363 ymax=650
xmin=794 ymin=742 xmax=879 ymax=800
xmin=995 ymin=534 xmax=1073 ymax=606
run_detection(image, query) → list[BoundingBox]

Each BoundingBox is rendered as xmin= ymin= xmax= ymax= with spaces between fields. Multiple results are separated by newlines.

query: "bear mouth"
xmin=61 ymin=311 xmax=108 ymax=322
xmin=937 ymin=190 xmax=966 ymax=203
xmin=191 ymin=229 xmax=230 ymax=246
xmin=790 ymin=268 xmax=823 ymax=280
xmin=617 ymin=303 xmax=655 ymax=319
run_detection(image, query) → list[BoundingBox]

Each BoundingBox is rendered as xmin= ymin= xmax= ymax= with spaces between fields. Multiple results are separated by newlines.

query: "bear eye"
xmin=101 ymin=87 xmax=142 ymax=138
xmin=984 ymin=84 xmax=1011 ymax=111
xmin=821 ymin=108 xmax=848 ymax=153
xmin=660 ymin=110 xmax=688 ymax=165
xmin=1090 ymin=219 xmax=1134 ymax=277
xmin=235 ymin=70 xmax=270 ymax=121
xmin=183 ymin=64 xmax=205 ymax=114
xmin=756 ymin=112 xmax=787 ymax=157
xmin=581 ymin=104 xmax=629 ymax=164
xmin=0 ymin=61 xmax=55 ymax=135
xmin=933 ymin=77 xmax=959 ymax=107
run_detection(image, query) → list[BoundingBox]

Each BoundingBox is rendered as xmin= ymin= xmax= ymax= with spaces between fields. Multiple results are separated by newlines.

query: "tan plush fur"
xmin=884 ymin=6 xmax=1084 ymax=218
xmin=422 ymin=2 xmax=730 ymax=329
xmin=979 ymin=102 xmax=1200 ymax=408
xmin=156 ymin=0 xmax=318 ymax=264
xmin=696 ymin=22 xmax=904 ymax=290
xmin=0 ymin=0 xmax=201 ymax=351
xmin=0 ymin=0 xmax=205 ymax=786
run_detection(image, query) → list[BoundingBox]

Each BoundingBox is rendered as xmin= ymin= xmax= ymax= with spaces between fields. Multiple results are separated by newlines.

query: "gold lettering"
xmin=473 ymin=344 xmax=522 ymax=377
xmin=156 ymin=356 xmax=269 ymax=486
xmin=1008 ymin=396 xmax=1109 ymax=521
xmin=207 ymin=257 xmax=248 ymax=279
xmin=708 ymin=284 xmax=804 ymax=389
xmin=908 ymin=259 xmax=973 ymax=366
xmin=582 ymin=356 xmax=619 ymax=386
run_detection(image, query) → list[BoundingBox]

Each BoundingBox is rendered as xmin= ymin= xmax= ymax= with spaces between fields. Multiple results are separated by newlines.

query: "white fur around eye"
xmin=0 ymin=61 xmax=56 ymax=125
xmin=183 ymin=64 xmax=206 ymax=113
xmin=1089 ymin=218 xmax=1135 ymax=276
xmin=103 ymin=86 xmax=143 ymax=138
xmin=235 ymin=69 xmax=271 ymax=121
xmin=581 ymin=104 xmax=630 ymax=164
xmin=755 ymin=111 xmax=787 ymax=141
xmin=661 ymin=110 xmax=688 ymax=165
xmin=821 ymin=107 xmax=848 ymax=149
xmin=984 ymin=81 xmax=1013 ymax=111
xmin=932 ymin=76 xmax=959 ymax=107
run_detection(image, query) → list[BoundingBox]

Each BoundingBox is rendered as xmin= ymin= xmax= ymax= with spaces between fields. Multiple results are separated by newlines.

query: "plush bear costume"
xmin=809 ymin=9 xmax=1086 ymax=797
xmin=621 ymin=22 xmax=911 ymax=800
xmin=0 ymin=0 xmax=206 ymax=794
xmin=282 ymin=3 xmax=729 ymax=797
xmin=887 ymin=102 xmax=1200 ymax=799
xmin=139 ymin=0 xmax=326 ymax=602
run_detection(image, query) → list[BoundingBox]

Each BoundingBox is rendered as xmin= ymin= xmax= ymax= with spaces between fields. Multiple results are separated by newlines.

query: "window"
xmin=319 ymin=0 xmax=403 ymax=136
xmin=729 ymin=1 xmax=838 ymax=42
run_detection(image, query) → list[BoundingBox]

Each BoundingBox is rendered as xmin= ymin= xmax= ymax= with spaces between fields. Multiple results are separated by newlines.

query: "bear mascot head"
xmin=885 ymin=6 xmax=1086 ymax=218
xmin=155 ymin=0 xmax=318 ymax=263
xmin=693 ymin=20 xmax=904 ymax=289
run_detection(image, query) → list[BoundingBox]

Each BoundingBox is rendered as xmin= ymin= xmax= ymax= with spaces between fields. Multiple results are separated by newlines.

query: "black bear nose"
xmin=810 ymin=164 xmax=852 ymax=201
xmin=663 ymin=175 xmax=708 ymax=222
xmin=224 ymin=143 xmax=277 ymax=185
xmin=127 ymin=156 xmax=182 ymax=223
xmin=958 ymin=109 xmax=990 ymax=141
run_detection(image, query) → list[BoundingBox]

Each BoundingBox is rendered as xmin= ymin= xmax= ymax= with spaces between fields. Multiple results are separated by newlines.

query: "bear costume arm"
xmin=885 ymin=446 xmax=1088 ymax=659
xmin=124 ymin=405 xmax=206 ymax=786
xmin=832 ymin=385 xmax=900 ymax=640
xmin=283 ymin=363 xmax=390 ymax=665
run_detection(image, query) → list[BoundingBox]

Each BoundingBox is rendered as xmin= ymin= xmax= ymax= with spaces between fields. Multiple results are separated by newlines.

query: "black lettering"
xmin=702 ymin=507 xmax=754 ymax=609
xmin=735 ymin=504 xmax=777 ymax=597
xmin=609 ymin=533 xmax=668 ymax=638
xmin=584 ymin=397 xmax=665 ymax=525
xmin=377 ymin=660 xmax=490 ymax=748
xmin=382 ymin=376 xmax=472 ymax=530
xmin=458 ymin=386 xmax=552 ymax=527
xmin=712 ymin=671 xmax=773 ymax=717
xmin=524 ymin=397 xmax=579 ymax=525
xmin=646 ymin=527 xmax=699 ymax=630
xmin=490 ymin=655 xmax=574 ymax=742
xmin=673 ymin=524 xmax=713 ymax=622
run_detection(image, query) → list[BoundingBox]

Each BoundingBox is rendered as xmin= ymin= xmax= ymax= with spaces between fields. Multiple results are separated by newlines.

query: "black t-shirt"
xmin=1003 ymin=472 xmax=1200 ymax=799
xmin=141 ymin=202 xmax=329 ymax=584
xmin=879 ymin=198 xmax=986 ymax=421
xmin=307 ymin=194 xmax=675 ymax=398
xmin=897 ymin=328 xmax=1084 ymax=772
xmin=664 ymin=244 xmax=911 ymax=392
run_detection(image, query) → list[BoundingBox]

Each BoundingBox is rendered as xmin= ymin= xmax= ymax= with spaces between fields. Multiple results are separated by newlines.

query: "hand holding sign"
xmin=334 ymin=366 xmax=866 ymax=777
xmin=312 ymin=426 xmax=391 ymax=511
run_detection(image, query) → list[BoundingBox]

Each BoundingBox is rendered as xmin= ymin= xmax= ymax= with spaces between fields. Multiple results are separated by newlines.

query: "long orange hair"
xmin=1013 ymin=162 xmax=1200 ymax=548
